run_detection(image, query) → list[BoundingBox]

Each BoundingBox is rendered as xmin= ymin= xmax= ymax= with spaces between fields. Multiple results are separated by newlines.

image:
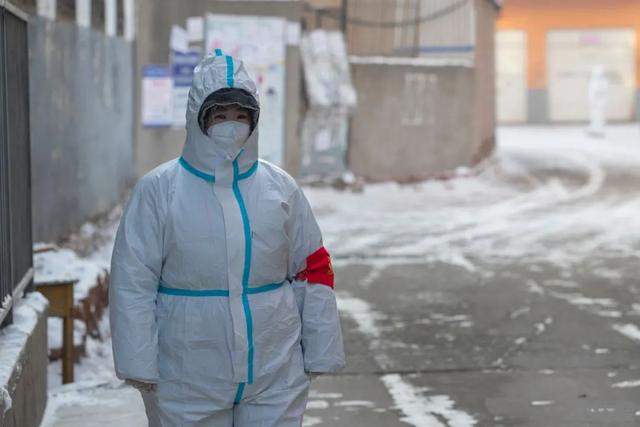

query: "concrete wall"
xmin=348 ymin=61 xmax=475 ymax=182
xmin=346 ymin=0 xmax=498 ymax=182
xmin=136 ymin=0 xmax=303 ymax=177
xmin=472 ymin=0 xmax=498 ymax=163
xmin=29 ymin=16 xmax=135 ymax=242
xmin=0 ymin=293 xmax=49 ymax=427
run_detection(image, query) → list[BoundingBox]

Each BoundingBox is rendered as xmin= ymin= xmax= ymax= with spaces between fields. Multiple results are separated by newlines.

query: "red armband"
xmin=295 ymin=246 xmax=334 ymax=288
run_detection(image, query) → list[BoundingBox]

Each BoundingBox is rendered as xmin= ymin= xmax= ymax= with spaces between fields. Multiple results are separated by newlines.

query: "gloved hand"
xmin=125 ymin=379 xmax=157 ymax=392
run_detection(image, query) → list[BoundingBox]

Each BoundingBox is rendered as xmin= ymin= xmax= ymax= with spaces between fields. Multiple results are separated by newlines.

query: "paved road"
xmin=306 ymin=259 xmax=639 ymax=426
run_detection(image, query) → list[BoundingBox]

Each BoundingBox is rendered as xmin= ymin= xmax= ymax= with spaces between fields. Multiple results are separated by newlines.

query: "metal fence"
xmin=305 ymin=0 xmax=476 ymax=59
xmin=0 ymin=2 xmax=33 ymax=328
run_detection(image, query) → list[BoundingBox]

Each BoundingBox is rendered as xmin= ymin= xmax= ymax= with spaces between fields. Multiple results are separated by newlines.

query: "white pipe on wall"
xmin=124 ymin=0 xmax=136 ymax=41
xmin=76 ymin=0 xmax=91 ymax=28
xmin=105 ymin=0 xmax=117 ymax=37
xmin=37 ymin=0 xmax=56 ymax=19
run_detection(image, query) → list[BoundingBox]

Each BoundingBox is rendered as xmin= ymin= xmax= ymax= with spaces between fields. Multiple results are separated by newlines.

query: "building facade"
xmin=496 ymin=0 xmax=640 ymax=124
xmin=305 ymin=0 xmax=500 ymax=182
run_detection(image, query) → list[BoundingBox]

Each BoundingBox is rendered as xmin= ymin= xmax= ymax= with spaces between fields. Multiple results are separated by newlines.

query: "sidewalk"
xmin=41 ymin=380 xmax=146 ymax=427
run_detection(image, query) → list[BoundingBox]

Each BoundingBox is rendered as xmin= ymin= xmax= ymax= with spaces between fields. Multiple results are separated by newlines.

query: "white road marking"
xmin=381 ymin=374 xmax=477 ymax=427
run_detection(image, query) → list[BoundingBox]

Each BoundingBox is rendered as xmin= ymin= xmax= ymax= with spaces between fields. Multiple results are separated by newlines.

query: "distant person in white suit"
xmin=587 ymin=65 xmax=609 ymax=138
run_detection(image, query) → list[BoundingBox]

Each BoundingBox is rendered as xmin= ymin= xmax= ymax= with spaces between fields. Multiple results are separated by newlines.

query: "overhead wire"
xmin=304 ymin=0 xmax=470 ymax=28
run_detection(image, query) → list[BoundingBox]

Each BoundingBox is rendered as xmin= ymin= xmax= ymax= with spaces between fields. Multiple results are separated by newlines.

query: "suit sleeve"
xmin=109 ymin=176 xmax=164 ymax=383
xmin=287 ymin=187 xmax=346 ymax=373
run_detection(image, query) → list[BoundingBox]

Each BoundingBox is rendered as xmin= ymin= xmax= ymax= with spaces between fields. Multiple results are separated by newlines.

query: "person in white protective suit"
xmin=587 ymin=65 xmax=609 ymax=138
xmin=109 ymin=49 xmax=345 ymax=426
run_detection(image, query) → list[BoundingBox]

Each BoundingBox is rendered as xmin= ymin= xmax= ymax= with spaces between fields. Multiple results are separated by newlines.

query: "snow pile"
xmin=0 ymin=292 xmax=49 ymax=414
xmin=34 ymin=248 xmax=108 ymax=303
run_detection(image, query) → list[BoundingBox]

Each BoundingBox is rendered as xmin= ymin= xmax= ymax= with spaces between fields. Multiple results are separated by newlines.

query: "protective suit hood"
xmin=182 ymin=51 xmax=260 ymax=176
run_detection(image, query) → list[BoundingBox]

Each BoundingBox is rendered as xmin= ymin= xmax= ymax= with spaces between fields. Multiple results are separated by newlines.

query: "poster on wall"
xmin=142 ymin=65 xmax=173 ymax=127
xmin=171 ymin=51 xmax=202 ymax=128
xmin=205 ymin=14 xmax=287 ymax=166
xmin=299 ymin=30 xmax=356 ymax=177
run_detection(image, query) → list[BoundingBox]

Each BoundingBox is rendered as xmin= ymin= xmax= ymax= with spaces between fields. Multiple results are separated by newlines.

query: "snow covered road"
xmin=313 ymin=126 xmax=640 ymax=271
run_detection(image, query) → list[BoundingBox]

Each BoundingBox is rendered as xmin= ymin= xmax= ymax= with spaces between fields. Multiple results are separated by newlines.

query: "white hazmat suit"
xmin=109 ymin=51 xmax=345 ymax=426
xmin=588 ymin=65 xmax=609 ymax=138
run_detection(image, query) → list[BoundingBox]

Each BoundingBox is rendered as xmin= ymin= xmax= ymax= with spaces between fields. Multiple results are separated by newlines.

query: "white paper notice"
xmin=142 ymin=65 xmax=173 ymax=127
xmin=205 ymin=14 xmax=287 ymax=166
xmin=170 ymin=25 xmax=189 ymax=53
xmin=187 ymin=16 xmax=204 ymax=42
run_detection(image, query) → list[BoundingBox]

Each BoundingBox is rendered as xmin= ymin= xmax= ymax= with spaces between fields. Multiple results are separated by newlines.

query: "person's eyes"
xmin=214 ymin=114 xmax=226 ymax=120
xmin=237 ymin=114 xmax=248 ymax=120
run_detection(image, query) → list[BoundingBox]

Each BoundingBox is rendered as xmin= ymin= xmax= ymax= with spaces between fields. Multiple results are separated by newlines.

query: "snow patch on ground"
xmin=611 ymin=380 xmax=640 ymax=389
xmin=309 ymin=391 xmax=343 ymax=400
xmin=531 ymin=401 xmax=555 ymax=406
xmin=306 ymin=400 xmax=329 ymax=410
xmin=335 ymin=400 xmax=376 ymax=408
xmin=302 ymin=416 xmax=323 ymax=426
xmin=612 ymin=324 xmax=640 ymax=342
xmin=336 ymin=292 xmax=383 ymax=339
xmin=381 ymin=374 xmax=477 ymax=427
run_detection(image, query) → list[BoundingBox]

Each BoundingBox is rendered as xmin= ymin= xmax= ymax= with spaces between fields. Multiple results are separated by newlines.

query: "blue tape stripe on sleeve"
xmin=234 ymin=383 xmax=245 ymax=404
xmin=179 ymin=157 xmax=215 ymax=182
xmin=237 ymin=161 xmax=259 ymax=180
xmin=233 ymin=160 xmax=254 ymax=384
xmin=225 ymin=55 xmax=235 ymax=87
xmin=246 ymin=281 xmax=284 ymax=295
xmin=158 ymin=284 xmax=230 ymax=297
xmin=215 ymin=48 xmax=223 ymax=56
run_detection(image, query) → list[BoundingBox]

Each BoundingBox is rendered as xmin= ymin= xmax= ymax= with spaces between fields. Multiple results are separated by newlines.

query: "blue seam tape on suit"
xmin=234 ymin=382 xmax=245 ymax=404
xmin=179 ymin=157 xmax=258 ymax=183
xmin=233 ymin=159 xmax=255 ymax=385
xmin=225 ymin=56 xmax=234 ymax=87
xmin=157 ymin=281 xmax=285 ymax=297
xmin=179 ymin=157 xmax=215 ymax=182
xmin=237 ymin=161 xmax=258 ymax=180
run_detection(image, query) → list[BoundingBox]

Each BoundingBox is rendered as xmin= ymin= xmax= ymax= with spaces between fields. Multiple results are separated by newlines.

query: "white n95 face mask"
xmin=206 ymin=121 xmax=251 ymax=159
